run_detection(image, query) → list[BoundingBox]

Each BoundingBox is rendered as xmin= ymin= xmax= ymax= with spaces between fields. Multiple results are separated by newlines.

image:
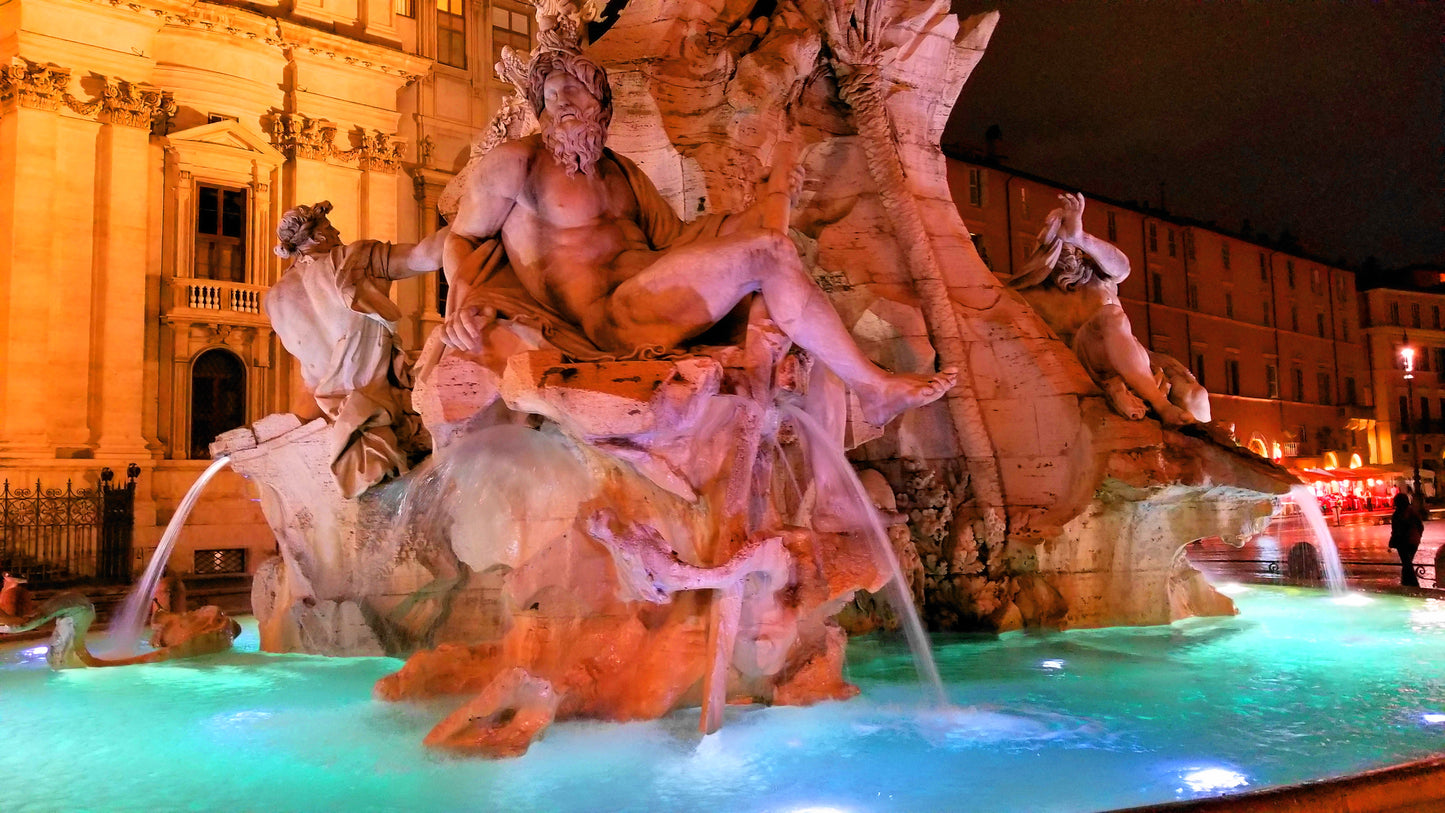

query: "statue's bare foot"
xmin=1153 ymin=401 xmax=1196 ymax=428
xmin=857 ymin=367 xmax=957 ymax=426
xmin=1102 ymin=378 xmax=1148 ymax=421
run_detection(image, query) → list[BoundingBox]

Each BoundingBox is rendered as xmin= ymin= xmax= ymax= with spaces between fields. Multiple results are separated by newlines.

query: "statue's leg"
xmin=605 ymin=231 xmax=953 ymax=424
xmin=1090 ymin=306 xmax=1194 ymax=426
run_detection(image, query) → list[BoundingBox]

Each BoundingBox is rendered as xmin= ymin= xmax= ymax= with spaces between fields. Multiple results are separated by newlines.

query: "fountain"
xmin=7 ymin=0 xmax=1443 ymax=807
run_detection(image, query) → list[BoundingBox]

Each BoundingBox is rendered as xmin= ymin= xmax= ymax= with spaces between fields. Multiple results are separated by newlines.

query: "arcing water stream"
xmin=101 ymin=455 xmax=232 ymax=655
xmin=1288 ymin=483 xmax=1348 ymax=595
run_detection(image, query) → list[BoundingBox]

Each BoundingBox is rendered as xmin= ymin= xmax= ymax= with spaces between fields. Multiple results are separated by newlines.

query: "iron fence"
xmin=0 ymin=464 xmax=138 ymax=586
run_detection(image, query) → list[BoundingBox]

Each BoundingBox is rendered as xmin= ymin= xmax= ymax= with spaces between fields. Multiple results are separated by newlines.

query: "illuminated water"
xmin=3 ymin=586 xmax=1444 ymax=812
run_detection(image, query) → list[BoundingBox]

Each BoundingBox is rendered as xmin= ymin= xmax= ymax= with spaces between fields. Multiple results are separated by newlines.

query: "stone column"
xmin=94 ymin=81 xmax=173 ymax=459
xmin=0 ymin=64 xmax=69 ymax=458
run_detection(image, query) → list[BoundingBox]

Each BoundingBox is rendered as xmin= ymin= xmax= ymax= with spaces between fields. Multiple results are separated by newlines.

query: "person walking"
xmin=1388 ymin=492 xmax=1423 ymax=588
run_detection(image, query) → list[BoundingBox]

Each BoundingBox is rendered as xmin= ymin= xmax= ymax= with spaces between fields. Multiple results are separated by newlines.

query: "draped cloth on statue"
xmin=266 ymin=240 xmax=425 ymax=498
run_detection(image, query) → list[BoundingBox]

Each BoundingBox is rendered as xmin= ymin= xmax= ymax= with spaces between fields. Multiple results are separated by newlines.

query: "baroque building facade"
xmin=946 ymin=156 xmax=1376 ymax=470
xmin=0 ymin=0 xmax=531 ymax=574
xmin=1359 ymin=285 xmax=1445 ymax=478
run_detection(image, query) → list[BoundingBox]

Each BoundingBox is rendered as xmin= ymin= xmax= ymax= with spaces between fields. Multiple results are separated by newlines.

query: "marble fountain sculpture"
xmin=205 ymin=0 xmax=1295 ymax=758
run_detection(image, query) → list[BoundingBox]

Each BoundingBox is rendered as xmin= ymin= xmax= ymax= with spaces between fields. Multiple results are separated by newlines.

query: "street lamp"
xmin=1401 ymin=344 xmax=1424 ymax=502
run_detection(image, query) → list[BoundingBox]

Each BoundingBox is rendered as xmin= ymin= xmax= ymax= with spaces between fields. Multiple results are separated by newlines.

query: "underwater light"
xmin=1181 ymin=767 xmax=1249 ymax=792
xmin=1331 ymin=593 xmax=1374 ymax=607
xmin=1422 ymin=713 xmax=1445 ymax=725
xmin=1040 ymin=659 xmax=1065 ymax=670
xmin=1214 ymin=582 xmax=1252 ymax=596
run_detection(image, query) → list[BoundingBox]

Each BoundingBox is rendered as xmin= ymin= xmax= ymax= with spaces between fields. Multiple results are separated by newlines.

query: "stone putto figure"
xmin=1009 ymin=193 xmax=1209 ymax=426
xmin=265 ymin=201 xmax=447 ymax=497
xmin=437 ymin=50 xmax=956 ymax=427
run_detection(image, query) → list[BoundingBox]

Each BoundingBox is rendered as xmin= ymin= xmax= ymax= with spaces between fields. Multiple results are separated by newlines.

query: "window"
xmin=492 ymin=3 xmax=534 ymax=72
xmin=1286 ymin=261 xmax=1295 ymax=288
xmin=970 ymin=233 xmax=992 ymax=272
xmin=1400 ymin=395 xmax=1411 ymax=426
xmin=1290 ymin=306 xmax=1298 ymax=333
xmin=1167 ymin=228 xmax=1177 ymax=257
xmin=1435 ymin=348 xmax=1445 ymax=373
xmin=1317 ymin=372 xmax=1331 ymax=405
xmin=437 ymin=0 xmax=467 ymax=69
xmin=1225 ymin=292 xmax=1234 ymax=319
xmin=1193 ymin=353 xmax=1206 ymax=386
xmin=967 ymin=168 xmax=983 ymax=207
xmin=1148 ymin=223 xmax=1158 ymax=253
xmin=1389 ymin=301 xmax=1401 ymax=325
xmin=1422 ymin=397 xmax=1432 ymax=425
xmin=1225 ymin=358 xmax=1240 ymax=395
xmin=190 ymin=349 xmax=246 ymax=459
xmin=1412 ymin=303 xmax=1422 ymax=328
xmin=1434 ymin=306 xmax=1441 ymax=330
xmin=1342 ymin=321 xmax=1349 ymax=342
xmin=394 ymin=0 xmax=415 ymax=16
xmin=194 ymin=185 xmax=246 ymax=282
xmin=1186 ymin=281 xmax=1199 ymax=310
xmin=1106 ymin=211 xmax=1117 ymax=242
xmin=1345 ymin=377 xmax=1357 ymax=405
xmin=1292 ymin=367 xmax=1304 ymax=401
xmin=1265 ymin=364 xmax=1279 ymax=399
xmin=1221 ymin=242 xmax=1231 ymax=270
xmin=1185 ymin=231 xmax=1195 ymax=260
xmin=1316 ymin=312 xmax=1326 ymax=337
xmin=1151 ymin=271 xmax=1164 ymax=305
xmin=1258 ymin=252 xmax=1268 ymax=281
xmin=1019 ymin=187 xmax=1029 ymax=219
xmin=1262 ymin=299 xmax=1272 ymax=326
xmin=1310 ymin=267 xmax=1321 ymax=294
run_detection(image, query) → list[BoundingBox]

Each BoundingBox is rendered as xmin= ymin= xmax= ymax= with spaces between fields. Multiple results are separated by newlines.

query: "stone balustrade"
xmin=168 ymin=278 xmax=267 ymax=318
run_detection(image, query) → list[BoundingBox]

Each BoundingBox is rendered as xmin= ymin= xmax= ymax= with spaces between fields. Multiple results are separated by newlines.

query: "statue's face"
xmin=539 ymin=71 xmax=602 ymax=132
xmin=305 ymin=220 xmax=342 ymax=256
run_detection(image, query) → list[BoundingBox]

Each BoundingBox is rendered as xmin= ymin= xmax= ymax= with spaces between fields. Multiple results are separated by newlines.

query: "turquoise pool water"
xmin=3 ymin=585 xmax=1443 ymax=812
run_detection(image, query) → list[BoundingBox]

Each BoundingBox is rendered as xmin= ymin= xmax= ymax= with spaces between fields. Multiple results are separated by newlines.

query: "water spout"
xmin=780 ymin=405 xmax=946 ymax=705
xmin=1288 ymin=483 xmax=1347 ymax=595
xmin=102 ymin=455 xmax=233 ymax=655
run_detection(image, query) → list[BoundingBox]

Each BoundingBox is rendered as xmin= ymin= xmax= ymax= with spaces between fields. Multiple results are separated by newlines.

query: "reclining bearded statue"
xmin=430 ymin=50 xmax=956 ymax=429
xmin=1008 ymin=193 xmax=1209 ymax=427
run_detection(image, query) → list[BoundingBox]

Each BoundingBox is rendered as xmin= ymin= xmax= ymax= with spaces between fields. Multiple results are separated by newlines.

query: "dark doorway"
xmin=190 ymin=349 xmax=246 ymax=458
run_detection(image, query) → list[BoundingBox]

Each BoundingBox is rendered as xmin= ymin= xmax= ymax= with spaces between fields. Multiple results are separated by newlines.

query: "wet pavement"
xmin=1189 ymin=511 xmax=1445 ymax=591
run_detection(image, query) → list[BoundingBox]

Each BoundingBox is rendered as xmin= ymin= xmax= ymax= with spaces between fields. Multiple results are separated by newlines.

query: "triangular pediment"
xmin=165 ymin=120 xmax=285 ymax=165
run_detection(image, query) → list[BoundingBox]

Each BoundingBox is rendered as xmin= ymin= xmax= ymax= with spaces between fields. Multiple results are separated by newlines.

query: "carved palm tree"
xmin=821 ymin=0 xmax=1007 ymax=545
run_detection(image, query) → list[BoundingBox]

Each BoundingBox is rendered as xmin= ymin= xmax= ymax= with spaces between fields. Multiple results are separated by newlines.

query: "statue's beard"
xmin=542 ymin=114 xmax=606 ymax=177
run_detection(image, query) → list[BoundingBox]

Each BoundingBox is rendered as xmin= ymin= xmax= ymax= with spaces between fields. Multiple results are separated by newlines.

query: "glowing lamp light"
xmin=1349 ymin=453 xmax=1363 ymax=469
xmin=1271 ymin=441 xmax=1283 ymax=462
xmin=1181 ymin=767 xmax=1250 ymax=793
xmin=1402 ymin=346 xmax=1416 ymax=378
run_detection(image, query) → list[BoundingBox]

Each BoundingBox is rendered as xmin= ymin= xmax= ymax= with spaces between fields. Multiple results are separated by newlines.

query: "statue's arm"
xmin=438 ymin=142 xmax=528 ymax=351
xmin=1057 ymin=192 xmax=1130 ymax=282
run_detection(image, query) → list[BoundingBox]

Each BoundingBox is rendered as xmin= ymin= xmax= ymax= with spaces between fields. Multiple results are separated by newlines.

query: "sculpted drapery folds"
xmin=266 ymin=201 xmax=447 ymax=497
xmin=1009 ymin=193 xmax=1209 ymax=427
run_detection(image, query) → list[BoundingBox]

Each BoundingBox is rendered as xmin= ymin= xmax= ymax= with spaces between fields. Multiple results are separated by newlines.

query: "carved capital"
xmin=101 ymin=79 xmax=175 ymax=129
xmin=0 ymin=61 xmax=71 ymax=112
xmin=266 ymin=112 xmax=338 ymax=161
xmin=353 ymin=130 xmax=405 ymax=173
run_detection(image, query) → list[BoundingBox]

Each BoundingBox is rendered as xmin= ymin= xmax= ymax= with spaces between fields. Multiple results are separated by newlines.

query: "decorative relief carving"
xmin=267 ymin=113 xmax=339 ymax=161
xmin=348 ymin=130 xmax=405 ymax=173
xmin=266 ymin=113 xmax=404 ymax=172
xmin=101 ymin=79 xmax=176 ymax=129
xmin=0 ymin=61 xmax=71 ymax=112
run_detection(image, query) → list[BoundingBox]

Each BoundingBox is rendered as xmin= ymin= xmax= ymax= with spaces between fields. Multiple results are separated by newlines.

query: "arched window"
xmin=190 ymin=349 xmax=246 ymax=459
xmin=1247 ymin=436 xmax=1269 ymax=458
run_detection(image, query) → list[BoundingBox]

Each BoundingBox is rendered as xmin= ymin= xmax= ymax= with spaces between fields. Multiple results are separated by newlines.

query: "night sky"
xmin=944 ymin=1 xmax=1443 ymax=271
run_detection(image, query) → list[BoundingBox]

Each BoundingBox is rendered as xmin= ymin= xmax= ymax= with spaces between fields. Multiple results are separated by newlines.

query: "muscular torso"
xmin=492 ymin=137 xmax=660 ymax=337
xmin=1020 ymin=278 xmax=1121 ymax=341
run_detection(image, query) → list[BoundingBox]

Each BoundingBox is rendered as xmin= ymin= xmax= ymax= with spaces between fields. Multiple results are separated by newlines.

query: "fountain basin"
xmin=3 ymin=586 xmax=1442 ymax=812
